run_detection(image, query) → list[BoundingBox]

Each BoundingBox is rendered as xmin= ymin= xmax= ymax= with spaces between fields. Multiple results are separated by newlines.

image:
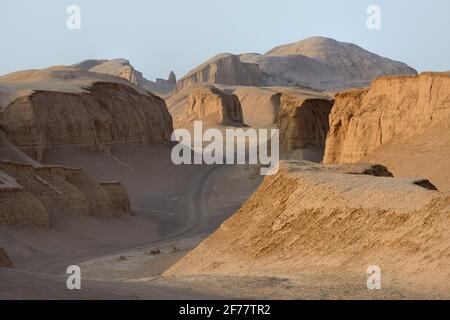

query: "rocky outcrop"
xmin=0 ymin=161 xmax=133 ymax=227
xmin=73 ymin=59 xmax=177 ymax=94
xmin=63 ymin=168 xmax=116 ymax=217
xmin=0 ymin=170 xmax=49 ymax=227
xmin=278 ymin=95 xmax=333 ymax=151
xmin=0 ymin=248 xmax=12 ymax=268
xmin=100 ymin=182 xmax=133 ymax=216
xmin=323 ymin=72 xmax=450 ymax=164
xmin=165 ymin=161 xmax=450 ymax=295
xmin=167 ymin=85 xmax=244 ymax=128
xmin=232 ymin=87 xmax=281 ymax=128
xmin=0 ymin=68 xmax=173 ymax=161
xmin=176 ymin=54 xmax=263 ymax=92
xmin=167 ymin=71 xmax=177 ymax=84
xmin=181 ymin=37 xmax=416 ymax=93
xmin=185 ymin=85 xmax=244 ymax=126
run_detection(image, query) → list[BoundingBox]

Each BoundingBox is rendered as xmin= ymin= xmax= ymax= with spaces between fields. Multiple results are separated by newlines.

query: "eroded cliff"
xmin=167 ymin=85 xmax=244 ymax=128
xmin=0 ymin=247 xmax=12 ymax=268
xmin=165 ymin=161 xmax=450 ymax=297
xmin=0 ymin=161 xmax=133 ymax=227
xmin=278 ymin=95 xmax=333 ymax=151
xmin=176 ymin=54 xmax=263 ymax=92
xmin=323 ymin=72 xmax=450 ymax=191
xmin=0 ymin=67 xmax=173 ymax=161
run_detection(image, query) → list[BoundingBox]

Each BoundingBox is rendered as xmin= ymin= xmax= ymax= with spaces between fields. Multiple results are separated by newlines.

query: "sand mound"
xmin=165 ymin=161 xmax=450 ymax=297
xmin=324 ymin=72 xmax=450 ymax=191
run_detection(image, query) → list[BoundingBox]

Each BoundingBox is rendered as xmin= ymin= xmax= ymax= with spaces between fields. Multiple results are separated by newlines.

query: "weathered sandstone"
xmin=0 ymin=161 xmax=133 ymax=227
xmin=100 ymin=182 xmax=133 ymax=216
xmin=0 ymin=173 xmax=49 ymax=227
xmin=186 ymin=85 xmax=244 ymax=126
xmin=0 ymin=67 xmax=173 ymax=161
xmin=278 ymin=95 xmax=333 ymax=151
xmin=0 ymin=247 xmax=12 ymax=268
xmin=324 ymin=72 xmax=450 ymax=163
xmin=232 ymin=86 xmax=281 ymax=128
xmin=241 ymin=37 xmax=417 ymax=91
xmin=73 ymin=59 xmax=177 ymax=94
xmin=165 ymin=161 xmax=450 ymax=296
xmin=323 ymin=72 xmax=450 ymax=190
xmin=176 ymin=54 xmax=263 ymax=92
xmin=167 ymin=85 xmax=244 ymax=128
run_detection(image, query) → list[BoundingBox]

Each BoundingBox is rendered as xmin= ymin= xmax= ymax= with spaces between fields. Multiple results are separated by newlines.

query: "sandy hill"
xmin=73 ymin=59 xmax=176 ymax=94
xmin=0 ymin=66 xmax=173 ymax=162
xmin=165 ymin=160 xmax=450 ymax=299
xmin=176 ymin=37 xmax=416 ymax=92
xmin=323 ymin=72 xmax=450 ymax=192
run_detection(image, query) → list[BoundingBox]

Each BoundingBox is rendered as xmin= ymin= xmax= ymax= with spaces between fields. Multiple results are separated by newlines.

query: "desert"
xmin=0 ymin=2 xmax=449 ymax=303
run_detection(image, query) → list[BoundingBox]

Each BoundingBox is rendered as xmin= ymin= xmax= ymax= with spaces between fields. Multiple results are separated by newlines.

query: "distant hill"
xmin=177 ymin=37 xmax=417 ymax=92
xmin=72 ymin=58 xmax=176 ymax=94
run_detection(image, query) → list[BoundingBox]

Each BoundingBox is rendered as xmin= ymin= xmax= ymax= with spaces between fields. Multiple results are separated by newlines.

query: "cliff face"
xmin=0 ymin=247 xmax=12 ymax=268
xmin=167 ymin=85 xmax=245 ymax=128
xmin=278 ymin=95 xmax=333 ymax=151
xmin=0 ymin=81 xmax=173 ymax=161
xmin=232 ymin=87 xmax=281 ymax=128
xmin=176 ymin=54 xmax=263 ymax=92
xmin=186 ymin=85 xmax=244 ymax=126
xmin=324 ymin=73 xmax=450 ymax=164
xmin=0 ymin=161 xmax=133 ymax=227
xmin=165 ymin=161 xmax=450 ymax=296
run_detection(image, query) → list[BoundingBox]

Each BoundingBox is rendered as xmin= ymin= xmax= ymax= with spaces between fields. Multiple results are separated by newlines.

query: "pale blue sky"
xmin=0 ymin=0 xmax=449 ymax=79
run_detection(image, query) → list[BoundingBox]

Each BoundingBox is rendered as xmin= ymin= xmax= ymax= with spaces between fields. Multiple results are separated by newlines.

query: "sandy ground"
xmin=0 ymin=144 xmax=262 ymax=299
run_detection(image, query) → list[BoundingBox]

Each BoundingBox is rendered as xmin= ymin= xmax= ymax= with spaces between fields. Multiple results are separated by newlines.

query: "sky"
xmin=0 ymin=0 xmax=449 ymax=80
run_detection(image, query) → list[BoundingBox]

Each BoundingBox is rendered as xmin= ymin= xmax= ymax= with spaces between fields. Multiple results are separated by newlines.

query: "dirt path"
xmin=21 ymin=165 xmax=221 ymax=276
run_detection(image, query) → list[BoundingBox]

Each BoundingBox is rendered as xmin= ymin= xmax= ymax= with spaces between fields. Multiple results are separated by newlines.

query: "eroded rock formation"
xmin=0 ymin=161 xmax=133 ymax=227
xmin=241 ymin=37 xmax=417 ymax=91
xmin=0 ymin=67 xmax=173 ymax=161
xmin=167 ymin=85 xmax=244 ymax=128
xmin=323 ymin=72 xmax=450 ymax=190
xmin=278 ymin=95 xmax=333 ymax=151
xmin=186 ymin=85 xmax=244 ymax=125
xmin=164 ymin=161 xmax=450 ymax=295
xmin=232 ymin=87 xmax=281 ymax=128
xmin=176 ymin=54 xmax=263 ymax=92
xmin=73 ymin=59 xmax=177 ymax=94
xmin=324 ymin=72 xmax=450 ymax=163
xmin=0 ymin=247 xmax=12 ymax=268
